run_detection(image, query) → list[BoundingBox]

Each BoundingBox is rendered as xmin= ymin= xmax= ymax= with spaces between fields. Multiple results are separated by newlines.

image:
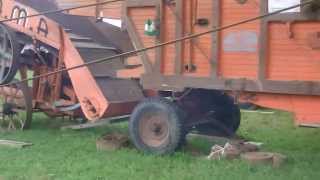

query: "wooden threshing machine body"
xmin=1 ymin=0 xmax=319 ymax=154
xmin=120 ymin=0 xmax=320 ymax=126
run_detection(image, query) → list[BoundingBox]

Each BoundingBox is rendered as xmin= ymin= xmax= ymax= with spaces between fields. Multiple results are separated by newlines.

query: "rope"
xmin=0 ymin=0 xmax=315 ymax=87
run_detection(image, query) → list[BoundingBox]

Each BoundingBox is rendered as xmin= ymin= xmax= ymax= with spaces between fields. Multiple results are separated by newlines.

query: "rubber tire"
xmin=129 ymin=98 xmax=185 ymax=155
xmin=0 ymin=24 xmax=20 ymax=85
xmin=196 ymin=101 xmax=240 ymax=137
xmin=185 ymin=90 xmax=240 ymax=137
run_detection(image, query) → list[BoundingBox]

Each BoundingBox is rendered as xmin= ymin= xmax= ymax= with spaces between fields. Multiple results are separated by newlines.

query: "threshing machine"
xmin=0 ymin=0 xmax=320 ymax=154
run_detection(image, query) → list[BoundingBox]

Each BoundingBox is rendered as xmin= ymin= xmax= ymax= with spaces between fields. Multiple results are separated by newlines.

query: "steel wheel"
xmin=129 ymin=98 xmax=185 ymax=155
xmin=0 ymin=24 xmax=19 ymax=85
xmin=0 ymin=70 xmax=32 ymax=131
xmin=138 ymin=111 xmax=170 ymax=147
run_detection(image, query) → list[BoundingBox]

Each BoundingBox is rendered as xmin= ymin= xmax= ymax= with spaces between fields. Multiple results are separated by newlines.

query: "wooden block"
xmin=241 ymin=152 xmax=287 ymax=168
xmin=241 ymin=152 xmax=274 ymax=166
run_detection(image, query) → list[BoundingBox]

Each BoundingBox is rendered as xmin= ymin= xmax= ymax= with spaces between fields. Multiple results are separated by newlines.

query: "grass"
xmin=0 ymin=111 xmax=320 ymax=180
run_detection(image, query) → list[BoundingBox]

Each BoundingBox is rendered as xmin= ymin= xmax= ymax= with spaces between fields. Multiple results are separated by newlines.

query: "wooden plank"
xmin=258 ymin=0 xmax=268 ymax=82
xmin=299 ymin=123 xmax=320 ymax=128
xmin=126 ymin=0 xmax=158 ymax=7
xmin=125 ymin=16 xmax=153 ymax=74
xmin=0 ymin=140 xmax=33 ymax=148
xmin=61 ymin=115 xmax=130 ymax=130
xmin=211 ymin=0 xmax=220 ymax=78
xmin=187 ymin=133 xmax=244 ymax=145
xmin=154 ymin=1 xmax=163 ymax=73
xmin=141 ymin=74 xmax=320 ymax=96
xmin=175 ymin=0 xmax=183 ymax=75
xmin=241 ymin=110 xmax=275 ymax=114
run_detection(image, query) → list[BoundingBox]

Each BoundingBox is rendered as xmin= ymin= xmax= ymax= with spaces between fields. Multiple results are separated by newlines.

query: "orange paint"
xmin=0 ymin=0 xmax=136 ymax=121
xmin=126 ymin=0 xmax=320 ymax=126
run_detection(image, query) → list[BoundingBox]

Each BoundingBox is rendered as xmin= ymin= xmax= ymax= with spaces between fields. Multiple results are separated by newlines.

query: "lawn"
xmin=0 ymin=111 xmax=320 ymax=180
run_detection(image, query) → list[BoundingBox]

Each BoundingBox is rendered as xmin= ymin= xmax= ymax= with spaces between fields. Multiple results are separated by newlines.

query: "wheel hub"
xmin=139 ymin=112 xmax=170 ymax=147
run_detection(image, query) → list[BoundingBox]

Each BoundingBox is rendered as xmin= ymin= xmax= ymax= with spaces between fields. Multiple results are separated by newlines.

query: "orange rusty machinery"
xmin=0 ymin=0 xmax=144 ymax=130
xmin=120 ymin=0 xmax=320 ymax=154
xmin=0 ymin=0 xmax=320 ymax=155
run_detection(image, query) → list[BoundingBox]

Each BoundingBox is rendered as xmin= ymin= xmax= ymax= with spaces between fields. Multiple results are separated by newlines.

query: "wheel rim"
xmin=0 ymin=24 xmax=18 ymax=84
xmin=138 ymin=111 xmax=170 ymax=147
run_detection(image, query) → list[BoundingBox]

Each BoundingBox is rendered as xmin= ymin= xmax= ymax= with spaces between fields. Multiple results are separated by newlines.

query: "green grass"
xmin=0 ymin=111 xmax=320 ymax=180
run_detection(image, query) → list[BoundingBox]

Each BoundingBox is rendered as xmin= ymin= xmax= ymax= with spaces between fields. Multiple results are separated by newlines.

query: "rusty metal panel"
xmin=96 ymin=78 xmax=144 ymax=103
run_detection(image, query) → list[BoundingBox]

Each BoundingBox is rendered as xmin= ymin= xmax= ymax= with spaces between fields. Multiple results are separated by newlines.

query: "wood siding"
xmin=267 ymin=22 xmax=320 ymax=81
xmin=161 ymin=3 xmax=176 ymax=75
xmin=182 ymin=0 xmax=213 ymax=77
xmin=128 ymin=7 xmax=156 ymax=65
xmin=219 ymin=0 xmax=260 ymax=79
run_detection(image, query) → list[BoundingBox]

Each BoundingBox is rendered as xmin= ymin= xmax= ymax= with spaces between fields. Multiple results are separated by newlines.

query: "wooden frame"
xmin=123 ymin=0 xmax=157 ymax=74
xmin=125 ymin=0 xmax=320 ymax=96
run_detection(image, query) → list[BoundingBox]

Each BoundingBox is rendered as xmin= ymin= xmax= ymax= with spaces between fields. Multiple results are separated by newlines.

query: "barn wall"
xmin=127 ymin=7 xmax=157 ymax=65
xmin=161 ymin=3 xmax=176 ymax=75
xmin=181 ymin=0 xmax=213 ymax=77
xmin=267 ymin=22 xmax=320 ymax=81
xmin=219 ymin=0 xmax=260 ymax=80
xmin=125 ymin=0 xmax=320 ymax=85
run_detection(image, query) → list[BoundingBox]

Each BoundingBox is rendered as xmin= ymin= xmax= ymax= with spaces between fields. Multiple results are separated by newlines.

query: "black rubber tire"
xmin=196 ymin=101 xmax=240 ymax=137
xmin=129 ymin=97 xmax=185 ymax=155
xmin=180 ymin=89 xmax=240 ymax=137
xmin=197 ymin=91 xmax=240 ymax=137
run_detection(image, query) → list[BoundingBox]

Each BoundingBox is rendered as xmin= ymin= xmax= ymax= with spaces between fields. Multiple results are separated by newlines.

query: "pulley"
xmin=0 ymin=24 xmax=19 ymax=85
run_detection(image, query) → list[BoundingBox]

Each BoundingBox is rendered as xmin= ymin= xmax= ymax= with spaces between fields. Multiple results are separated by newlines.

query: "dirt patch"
xmin=96 ymin=133 xmax=129 ymax=151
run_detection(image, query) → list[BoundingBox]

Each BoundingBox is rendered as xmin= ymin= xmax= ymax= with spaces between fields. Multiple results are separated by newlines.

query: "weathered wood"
xmin=241 ymin=110 xmax=275 ymax=114
xmin=61 ymin=115 xmax=130 ymax=130
xmin=211 ymin=0 xmax=220 ymax=78
xmin=187 ymin=133 xmax=244 ymax=145
xmin=299 ymin=123 xmax=320 ymax=128
xmin=0 ymin=140 xmax=33 ymax=148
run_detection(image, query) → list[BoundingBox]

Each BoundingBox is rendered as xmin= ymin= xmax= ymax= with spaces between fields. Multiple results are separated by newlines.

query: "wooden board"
xmin=0 ymin=140 xmax=33 ymax=148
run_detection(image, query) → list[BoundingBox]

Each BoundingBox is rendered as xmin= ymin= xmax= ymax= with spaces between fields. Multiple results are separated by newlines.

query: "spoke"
xmin=0 ymin=62 xmax=5 ymax=79
xmin=3 ymin=33 xmax=8 ymax=52
xmin=0 ymin=31 xmax=5 ymax=51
